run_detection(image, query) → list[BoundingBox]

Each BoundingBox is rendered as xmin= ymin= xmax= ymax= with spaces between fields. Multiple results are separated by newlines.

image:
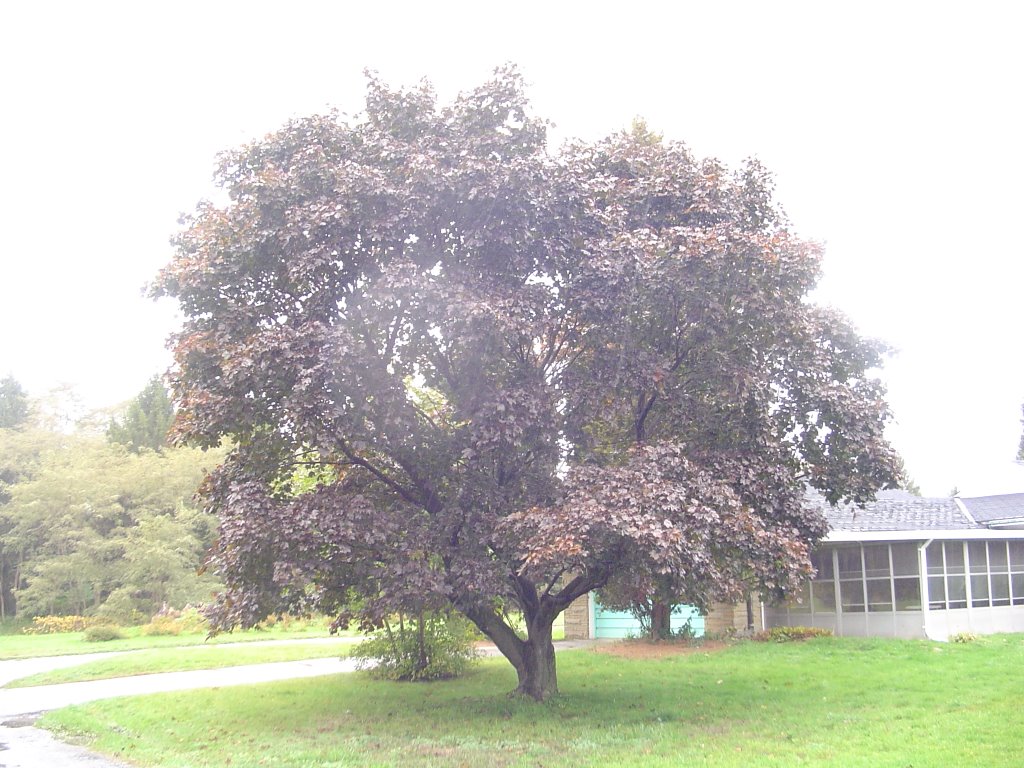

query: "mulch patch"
xmin=591 ymin=639 xmax=729 ymax=659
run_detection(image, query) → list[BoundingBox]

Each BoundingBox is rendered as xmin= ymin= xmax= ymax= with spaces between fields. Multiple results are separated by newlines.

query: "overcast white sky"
xmin=1 ymin=1 xmax=1021 ymax=496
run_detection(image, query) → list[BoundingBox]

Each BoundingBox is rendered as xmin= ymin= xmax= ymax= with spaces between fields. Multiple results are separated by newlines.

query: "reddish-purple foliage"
xmin=156 ymin=68 xmax=901 ymax=699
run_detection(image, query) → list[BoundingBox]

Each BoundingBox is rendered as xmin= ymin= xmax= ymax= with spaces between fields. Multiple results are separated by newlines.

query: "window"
xmin=777 ymin=539 xmax=1024 ymax=620
xmin=867 ymin=579 xmax=893 ymax=612
xmin=863 ymin=545 xmax=890 ymax=579
xmin=837 ymin=548 xmax=863 ymax=580
xmin=891 ymin=543 xmax=918 ymax=577
xmin=811 ymin=580 xmax=836 ymax=612
xmin=810 ymin=549 xmax=834 ymax=581
xmin=920 ymin=540 xmax=1024 ymax=610
xmin=840 ymin=578 xmax=866 ymax=612
xmin=894 ymin=577 xmax=921 ymax=611
xmin=1010 ymin=542 xmax=1024 ymax=606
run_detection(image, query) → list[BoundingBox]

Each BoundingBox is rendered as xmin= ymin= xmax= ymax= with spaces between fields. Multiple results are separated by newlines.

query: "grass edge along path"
xmin=41 ymin=634 xmax=1024 ymax=768
xmin=0 ymin=623 xmax=346 ymax=660
xmin=4 ymin=640 xmax=357 ymax=688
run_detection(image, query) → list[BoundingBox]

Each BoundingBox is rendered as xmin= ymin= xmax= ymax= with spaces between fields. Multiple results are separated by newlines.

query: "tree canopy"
xmin=0 ymin=376 xmax=29 ymax=430
xmin=107 ymin=375 xmax=175 ymax=452
xmin=0 ymin=429 xmax=223 ymax=620
xmin=155 ymin=67 xmax=901 ymax=699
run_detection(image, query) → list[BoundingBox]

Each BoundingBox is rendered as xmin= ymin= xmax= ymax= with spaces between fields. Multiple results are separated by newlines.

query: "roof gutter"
xmin=984 ymin=518 xmax=1024 ymax=530
xmin=824 ymin=528 xmax=1024 ymax=543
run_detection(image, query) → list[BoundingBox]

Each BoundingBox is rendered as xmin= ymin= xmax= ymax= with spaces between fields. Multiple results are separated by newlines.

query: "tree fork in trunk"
xmin=462 ymin=604 xmax=560 ymax=701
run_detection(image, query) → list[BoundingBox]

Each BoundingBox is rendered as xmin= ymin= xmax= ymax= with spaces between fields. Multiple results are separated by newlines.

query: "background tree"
xmin=0 ymin=425 xmax=61 ymax=618
xmin=1017 ymin=402 xmax=1024 ymax=461
xmin=107 ymin=376 xmax=175 ymax=452
xmin=156 ymin=68 xmax=901 ymax=700
xmin=0 ymin=375 xmax=29 ymax=429
xmin=2 ymin=433 xmax=223 ymax=620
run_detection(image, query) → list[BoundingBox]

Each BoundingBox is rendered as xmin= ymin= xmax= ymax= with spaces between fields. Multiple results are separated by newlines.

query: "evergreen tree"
xmin=1017 ymin=403 xmax=1024 ymax=462
xmin=107 ymin=376 xmax=174 ymax=452
xmin=0 ymin=376 xmax=29 ymax=429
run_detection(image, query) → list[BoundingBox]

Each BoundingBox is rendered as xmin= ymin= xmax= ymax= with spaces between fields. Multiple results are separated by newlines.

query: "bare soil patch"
xmin=592 ymin=640 xmax=729 ymax=659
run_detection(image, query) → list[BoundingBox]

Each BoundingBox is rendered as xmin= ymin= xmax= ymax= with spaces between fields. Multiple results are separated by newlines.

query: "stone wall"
xmin=704 ymin=599 xmax=764 ymax=635
xmin=563 ymin=594 xmax=590 ymax=639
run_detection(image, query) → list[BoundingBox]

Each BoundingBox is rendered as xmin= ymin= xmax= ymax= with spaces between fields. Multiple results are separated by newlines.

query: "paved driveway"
xmin=0 ymin=639 xmax=361 ymax=768
xmin=0 ymin=639 xmax=599 ymax=768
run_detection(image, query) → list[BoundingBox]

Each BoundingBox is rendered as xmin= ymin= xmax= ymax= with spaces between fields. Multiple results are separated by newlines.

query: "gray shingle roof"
xmin=959 ymin=493 xmax=1024 ymax=524
xmin=805 ymin=489 xmax=979 ymax=532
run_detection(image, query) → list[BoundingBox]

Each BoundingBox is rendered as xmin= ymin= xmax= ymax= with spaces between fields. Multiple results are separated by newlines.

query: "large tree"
xmin=2 ymin=434 xmax=222 ymax=619
xmin=0 ymin=376 xmax=29 ymax=430
xmin=155 ymin=68 xmax=901 ymax=700
xmin=107 ymin=375 xmax=175 ymax=452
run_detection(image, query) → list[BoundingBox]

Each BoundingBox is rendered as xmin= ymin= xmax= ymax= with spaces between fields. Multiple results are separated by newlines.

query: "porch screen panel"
xmin=926 ymin=541 xmax=946 ymax=610
xmin=945 ymin=543 xmax=967 ymax=609
xmin=891 ymin=543 xmax=920 ymax=610
xmin=1010 ymin=542 xmax=1024 ymax=606
xmin=837 ymin=547 xmax=865 ymax=613
xmin=863 ymin=545 xmax=892 ymax=612
xmin=989 ymin=542 xmax=1010 ymax=607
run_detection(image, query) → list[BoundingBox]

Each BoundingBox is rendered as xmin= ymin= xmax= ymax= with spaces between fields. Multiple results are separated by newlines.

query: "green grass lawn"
xmin=0 ymin=622 xmax=343 ymax=660
xmin=4 ymin=640 xmax=355 ymax=688
xmin=41 ymin=634 xmax=1024 ymax=767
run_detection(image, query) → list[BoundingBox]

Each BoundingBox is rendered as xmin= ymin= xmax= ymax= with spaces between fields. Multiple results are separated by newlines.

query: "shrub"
xmin=175 ymin=605 xmax=210 ymax=634
xmin=752 ymin=626 xmax=833 ymax=643
xmin=96 ymin=590 xmax=148 ymax=626
xmin=84 ymin=625 xmax=125 ymax=642
xmin=950 ymin=631 xmax=980 ymax=644
xmin=141 ymin=615 xmax=182 ymax=636
xmin=352 ymin=612 xmax=479 ymax=681
xmin=23 ymin=615 xmax=101 ymax=635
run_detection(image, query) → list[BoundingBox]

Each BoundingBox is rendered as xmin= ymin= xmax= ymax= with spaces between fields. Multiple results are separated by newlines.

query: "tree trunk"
xmin=513 ymin=621 xmax=557 ymax=701
xmin=460 ymin=572 xmax=602 ymax=702
xmin=462 ymin=603 xmax=559 ymax=701
xmin=651 ymin=600 xmax=672 ymax=639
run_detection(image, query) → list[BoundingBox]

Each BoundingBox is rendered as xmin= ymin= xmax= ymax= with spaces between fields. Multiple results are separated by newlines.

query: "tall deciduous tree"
xmin=2 ymin=435 xmax=222 ymax=619
xmin=155 ymin=68 xmax=901 ymax=700
xmin=0 ymin=376 xmax=29 ymax=430
xmin=107 ymin=376 xmax=174 ymax=452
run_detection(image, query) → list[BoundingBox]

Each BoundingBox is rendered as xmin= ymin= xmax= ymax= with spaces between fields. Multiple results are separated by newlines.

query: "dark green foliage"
xmin=83 ymin=624 xmax=125 ymax=642
xmin=895 ymin=456 xmax=922 ymax=495
xmin=2 ymin=434 xmax=224 ymax=619
xmin=107 ymin=376 xmax=174 ymax=453
xmin=352 ymin=612 xmax=479 ymax=681
xmin=0 ymin=376 xmax=29 ymax=429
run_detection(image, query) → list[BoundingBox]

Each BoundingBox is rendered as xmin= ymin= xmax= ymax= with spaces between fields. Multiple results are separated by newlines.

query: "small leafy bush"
xmin=175 ymin=606 xmax=210 ymax=634
xmin=141 ymin=615 xmax=182 ymax=636
xmin=352 ymin=611 xmax=479 ymax=681
xmin=950 ymin=631 xmax=980 ymax=644
xmin=23 ymin=615 xmax=102 ymax=635
xmin=84 ymin=624 xmax=125 ymax=642
xmin=141 ymin=605 xmax=209 ymax=636
xmin=752 ymin=626 xmax=833 ymax=643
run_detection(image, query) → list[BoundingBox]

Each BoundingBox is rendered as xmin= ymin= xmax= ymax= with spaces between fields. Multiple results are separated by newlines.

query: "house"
xmin=564 ymin=490 xmax=1024 ymax=641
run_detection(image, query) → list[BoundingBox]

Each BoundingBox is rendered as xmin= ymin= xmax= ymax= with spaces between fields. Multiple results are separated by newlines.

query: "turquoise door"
xmin=592 ymin=600 xmax=705 ymax=639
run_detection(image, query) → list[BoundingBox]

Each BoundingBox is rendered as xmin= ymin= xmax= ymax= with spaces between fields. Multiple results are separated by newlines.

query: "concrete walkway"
xmin=0 ymin=656 xmax=363 ymax=719
xmin=0 ymin=638 xmax=362 ymax=768
xmin=0 ymin=638 xmax=600 ymax=768
xmin=0 ymin=636 xmax=361 ymax=689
